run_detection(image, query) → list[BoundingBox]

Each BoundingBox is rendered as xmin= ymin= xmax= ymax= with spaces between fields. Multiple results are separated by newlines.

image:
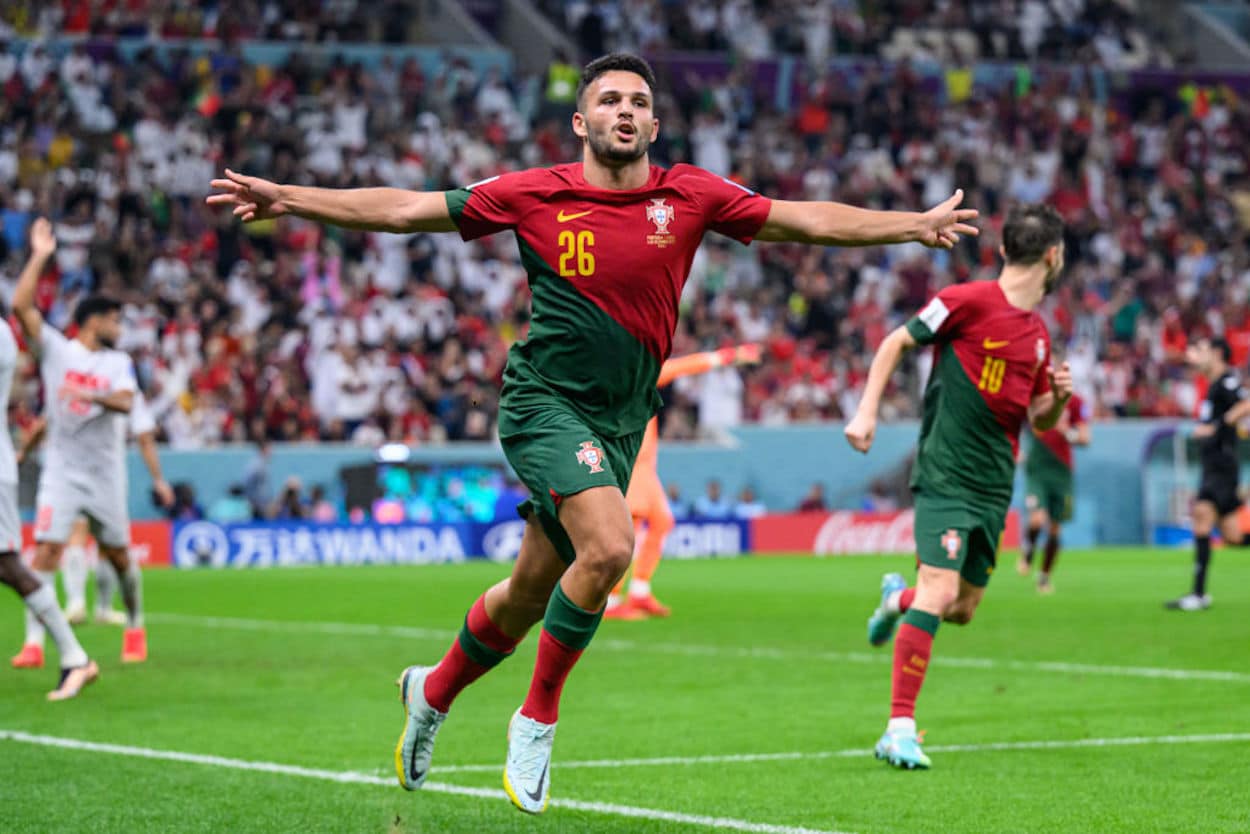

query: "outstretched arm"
xmin=657 ymin=344 xmax=761 ymax=387
xmin=756 ymin=190 xmax=979 ymax=250
xmin=15 ymin=418 xmax=46 ymax=466
xmin=13 ymin=218 xmax=56 ymax=346
xmin=137 ymin=430 xmax=174 ymax=508
xmin=844 ymin=326 xmax=918 ymax=453
xmin=207 ymin=169 xmax=457 ymax=233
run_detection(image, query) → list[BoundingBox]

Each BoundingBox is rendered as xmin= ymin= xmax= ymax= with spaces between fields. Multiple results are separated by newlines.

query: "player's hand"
xmin=844 ymin=411 xmax=877 ymax=454
xmin=154 ymin=479 xmax=175 ymax=508
xmin=206 ymin=169 xmax=290 ymax=223
xmin=735 ymin=343 xmax=762 ymax=366
xmin=1048 ymin=362 xmax=1073 ymax=404
xmin=916 ymin=189 xmax=979 ymax=250
xmin=29 ymin=217 xmax=56 ymax=257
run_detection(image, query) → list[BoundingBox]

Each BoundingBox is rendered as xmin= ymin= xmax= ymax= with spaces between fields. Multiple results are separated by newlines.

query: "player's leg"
xmin=94 ymin=555 xmax=125 ymax=625
xmin=604 ymin=478 xmax=646 ymax=620
xmin=1038 ymin=520 xmax=1063 ymax=594
xmin=1168 ymin=497 xmax=1218 ymax=610
xmin=89 ymin=499 xmax=146 ymax=661
xmin=61 ymin=517 xmax=92 ymax=624
xmin=625 ymin=471 xmax=673 ymax=616
xmin=17 ymin=480 xmax=79 ymax=666
xmin=1019 ymin=500 xmax=1047 ymax=575
xmin=395 ymin=516 xmax=565 ymax=792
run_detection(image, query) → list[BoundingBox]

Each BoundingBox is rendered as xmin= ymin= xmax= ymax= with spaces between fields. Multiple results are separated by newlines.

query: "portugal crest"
xmin=941 ymin=529 xmax=962 ymax=560
xmin=646 ymin=198 xmax=674 ymax=235
xmin=576 ymin=440 xmax=606 ymax=474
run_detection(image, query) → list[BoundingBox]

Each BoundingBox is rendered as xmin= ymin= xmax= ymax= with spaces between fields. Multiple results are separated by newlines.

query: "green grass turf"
xmin=2 ymin=548 xmax=1248 ymax=833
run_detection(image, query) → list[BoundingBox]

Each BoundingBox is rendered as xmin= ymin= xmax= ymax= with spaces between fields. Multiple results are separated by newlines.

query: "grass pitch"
xmin=2 ymin=548 xmax=1248 ymax=833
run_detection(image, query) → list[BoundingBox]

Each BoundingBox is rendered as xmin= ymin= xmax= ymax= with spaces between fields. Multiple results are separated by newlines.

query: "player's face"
xmin=1042 ymin=242 xmax=1065 ymax=294
xmin=574 ymin=71 xmax=659 ymax=166
xmin=94 ymin=311 xmax=122 ymax=349
xmin=1187 ymin=341 xmax=1213 ymax=374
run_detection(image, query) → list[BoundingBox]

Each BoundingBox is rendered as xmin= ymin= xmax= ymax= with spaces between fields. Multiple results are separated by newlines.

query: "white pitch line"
xmin=0 ymin=730 xmax=852 ymax=834
xmin=148 ymin=612 xmax=1250 ymax=684
xmin=432 ymin=732 xmax=1250 ymax=773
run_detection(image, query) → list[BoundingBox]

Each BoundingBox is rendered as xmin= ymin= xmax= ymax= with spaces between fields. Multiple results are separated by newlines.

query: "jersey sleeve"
xmin=130 ymin=389 xmax=156 ymax=435
xmin=691 ymin=170 xmax=772 ymax=244
xmin=905 ymin=287 xmax=969 ymax=346
xmin=38 ymin=324 xmax=69 ymax=361
xmin=111 ymin=354 xmax=138 ymax=394
xmin=444 ymin=172 xmax=533 ymax=241
xmin=1030 ymin=338 xmax=1053 ymax=399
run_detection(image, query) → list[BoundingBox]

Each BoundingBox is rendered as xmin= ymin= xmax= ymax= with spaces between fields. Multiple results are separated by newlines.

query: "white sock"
xmin=628 ymin=578 xmax=652 ymax=598
xmin=885 ymin=590 xmax=903 ymax=615
xmin=118 ymin=561 xmax=143 ymax=628
xmin=24 ymin=584 xmax=88 ymax=668
xmin=23 ymin=570 xmax=56 ymax=647
xmin=607 ymin=593 xmax=623 ymax=609
xmin=62 ymin=545 xmax=89 ymax=611
xmin=96 ymin=559 xmax=119 ymax=613
xmin=887 ymin=716 xmax=916 ymax=735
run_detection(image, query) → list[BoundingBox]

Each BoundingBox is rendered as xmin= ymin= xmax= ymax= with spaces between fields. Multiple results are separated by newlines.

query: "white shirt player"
xmin=38 ymin=326 xmax=136 ymax=484
xmin=0 ymin=323 xmax=18 ymax=486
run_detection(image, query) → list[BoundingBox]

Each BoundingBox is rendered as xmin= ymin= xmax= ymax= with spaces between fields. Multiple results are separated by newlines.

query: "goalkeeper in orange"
xmin=605 ymin=343 xmax=761 ymax=620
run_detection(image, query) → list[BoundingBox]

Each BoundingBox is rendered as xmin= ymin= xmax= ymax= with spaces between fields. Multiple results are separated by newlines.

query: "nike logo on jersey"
xmin=525 ymin=761 xmax=550 ymax=803
xmin=556 ymin=209 xmax=593 ymax=223
xmin=982 ymin=338 xmax=1009 ymax=350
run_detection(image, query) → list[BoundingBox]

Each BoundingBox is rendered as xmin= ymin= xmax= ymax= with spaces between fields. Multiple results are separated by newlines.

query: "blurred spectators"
xmin=665 ymin=481 xmax=689 ymax=520
xmin=796 ymin=482 xmax=827 ymax=512
xmin=693 ymin=478 xmax=732 ymax=518
xmin=733 ymin=486 xmax=767 ymax=519
xmin=0 ymin=13 xmax=1243 ymax=452
xmin=209 ymin=483 xmax=253 ymax=523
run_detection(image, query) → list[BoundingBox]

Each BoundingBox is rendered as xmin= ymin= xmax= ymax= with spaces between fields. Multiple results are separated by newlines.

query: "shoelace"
xmin=511 ymin=721 xmax=555 ymax=784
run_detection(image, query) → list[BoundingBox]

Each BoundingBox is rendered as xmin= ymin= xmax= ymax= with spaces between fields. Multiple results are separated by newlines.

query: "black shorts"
xmin=1198 ymin=469 xmax=1241 ymax=517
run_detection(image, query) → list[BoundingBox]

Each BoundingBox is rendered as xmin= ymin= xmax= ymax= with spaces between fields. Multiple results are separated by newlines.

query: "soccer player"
xmin=1017 ymin=384 xmax=1090 ymax=593
xmin=1165 ymin=337 xmax=1250 ymax=611
xmin=605 ymin=342 xmax=761 ymax=620
xmin=8 ymin=218 xmax=148 ymax=669
xmin=1 ymin=224 xmax=100 ymax=699
xmin=846 ymin=204 xmax=1072 ymax=770
xmin=20 ymin=389 xmax=173 ymax=625
xmin=208 ymin=53 xmax=977 ymax=813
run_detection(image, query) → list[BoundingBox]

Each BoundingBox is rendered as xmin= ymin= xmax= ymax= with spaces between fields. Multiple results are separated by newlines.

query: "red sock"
xmin=897 ymin=587 xmax=916 ymax=613
xmin=520 ymin=630 xmax=583 ymax=724
xmin=891 ymin=621 xmax=935 ymax=719
xmin=423 ymin=595 xmax=519 ymax=713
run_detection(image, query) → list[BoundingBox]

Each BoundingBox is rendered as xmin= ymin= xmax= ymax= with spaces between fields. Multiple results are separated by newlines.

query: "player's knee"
xmin=576 ymin=531 xmax=634 ymax=587
xmin=31 ymin=544 xmax=61 ymax=571
xmin=943 ymin=606 xmax=975 ymax=626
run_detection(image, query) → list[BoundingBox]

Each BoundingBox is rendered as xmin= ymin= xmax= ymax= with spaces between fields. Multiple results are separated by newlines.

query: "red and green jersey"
xmin=1027 ymin=394 xmax=1088 ymax=473
xmin=905 ymin=280 xmax=1052 ymax=507
xmin=445 ymin=163 xmax=771 ymax=437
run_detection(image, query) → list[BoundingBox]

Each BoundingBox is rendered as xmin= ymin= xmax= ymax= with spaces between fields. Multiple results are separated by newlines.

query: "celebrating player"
xmin=208 ymin=53 xmax=978 ymax=813
xmin=1017 ymin=383 xmax=1090 ymax=593
xmin=19 ymin=389 xmax=173 ymax=625
xmin=1165 ymin=337 xmax=1250 ymax=611
xmin=606 ymin=343 xmax=761 ymax=620
xmin=8 ymin=218 xmax=148 ymax=670
xmin=2 ymin=223 xmax=100 ymax=700
xmin=846 ymin=204 xmax=1070 ymax=770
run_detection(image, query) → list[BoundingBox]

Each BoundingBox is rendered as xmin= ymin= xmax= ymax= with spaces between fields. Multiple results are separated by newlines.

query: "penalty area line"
xmin=0 ymin=729 xmax=854 ymax=834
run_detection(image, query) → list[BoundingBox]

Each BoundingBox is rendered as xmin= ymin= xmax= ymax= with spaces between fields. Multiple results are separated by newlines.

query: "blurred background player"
xmin=606 ymin=343 xmax=761 ymax=620
xmin=846 ymin=204 xmax=1070 ymax=770
xmin=3 ymin=224 xmax=99 ymax=699
xmin=1017 ymin=379 xmax=1091 ymax=593
xmin=18 ymin=389 xmax=173 ymax=626
xmin=1165 ymin=337 xmax=1250 ymax=611
xmin=8 ymin=219 xmax=147 ymax=669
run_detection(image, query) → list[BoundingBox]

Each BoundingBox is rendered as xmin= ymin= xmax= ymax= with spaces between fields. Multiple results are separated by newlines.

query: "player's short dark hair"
xmin=576 ymin=53 xmax=658 ymax=110
xmin=73 ymin=294 xmax=122 ymax=328
xmin=1001 ymin=204 xmax=1065 ymax=265
xmin=1204 ymin=336 xmax=1233 ymax=363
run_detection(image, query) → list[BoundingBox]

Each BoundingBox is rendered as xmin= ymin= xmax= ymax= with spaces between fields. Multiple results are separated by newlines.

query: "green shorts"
xmin=1025 ymin=468 xmax=1074 ymax=523
xmin=913 ymin=492 xmax=1007 ymax=588
xmin=500 ymin=399 xmax=643 ymax=565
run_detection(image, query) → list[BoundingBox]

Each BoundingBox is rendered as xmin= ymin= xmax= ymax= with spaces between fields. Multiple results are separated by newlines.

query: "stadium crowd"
xmin=0 ymin=8 xmax=1246 ymax=451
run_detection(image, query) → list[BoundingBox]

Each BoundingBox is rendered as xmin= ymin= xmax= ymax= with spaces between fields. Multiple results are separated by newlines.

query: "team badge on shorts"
xmin=576 ymin=441 xmax=606 ymax=474
xmin=941 ymin=529 xmax=962 ymax=560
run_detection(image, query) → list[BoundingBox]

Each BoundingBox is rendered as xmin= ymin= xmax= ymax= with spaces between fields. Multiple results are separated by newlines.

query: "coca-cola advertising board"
xmin=751 ymin=510 xmax=1019 ymax=556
